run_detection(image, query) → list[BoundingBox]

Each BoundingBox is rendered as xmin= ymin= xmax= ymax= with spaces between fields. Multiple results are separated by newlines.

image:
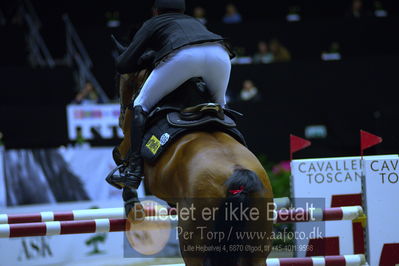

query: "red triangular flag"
xmin=360 ymin=130 xmax=382 ymax=156
xmin=290 ymin=134 xmax=311 ymax=160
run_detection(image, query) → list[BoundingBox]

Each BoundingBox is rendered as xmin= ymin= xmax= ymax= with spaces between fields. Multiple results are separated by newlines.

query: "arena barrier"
xmin=0 ymin=206 xmax=364 ymax=238
xmin=152 ymin=254 xmax=367 ymax=266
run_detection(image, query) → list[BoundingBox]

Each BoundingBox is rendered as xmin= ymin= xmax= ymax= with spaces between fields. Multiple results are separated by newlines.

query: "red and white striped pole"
xmin=274 ymin=206 xmax=364 ymax=223
xmin=0 ymin=216 xmax=174 ymax=238
xmin=0 ymin=218 xmax=127 ymax=238
xmin=265 ymin=254 xmax=366 ymax=266
xmin=151 ymin=254 xmax=366 ymax=266
xmin=0 ymin=207 xmax=176 ymax=224
xmin=0 ymin=206 xmax=363 ymax=225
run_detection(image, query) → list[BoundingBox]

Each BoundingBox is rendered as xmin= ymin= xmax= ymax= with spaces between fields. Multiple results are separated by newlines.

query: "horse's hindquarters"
xmin=144 ymin=132 xmax=274 ymax=265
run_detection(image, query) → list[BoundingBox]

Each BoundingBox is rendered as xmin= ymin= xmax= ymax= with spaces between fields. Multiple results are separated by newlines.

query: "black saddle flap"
xmin=166 ymin=112 xmax=236 ymax=128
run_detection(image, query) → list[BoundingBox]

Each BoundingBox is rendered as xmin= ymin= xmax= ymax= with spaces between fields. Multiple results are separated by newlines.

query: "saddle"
xmin=114 ymin=77 xmax=246 ymax=164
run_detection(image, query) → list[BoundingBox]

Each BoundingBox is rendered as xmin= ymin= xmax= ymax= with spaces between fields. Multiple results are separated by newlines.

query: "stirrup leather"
xmin=105 ymin=163 xmax=143 ymax=190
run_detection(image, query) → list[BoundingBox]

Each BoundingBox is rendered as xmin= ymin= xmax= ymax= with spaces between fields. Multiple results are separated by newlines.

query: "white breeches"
xmin=133 ymin=42 xmax=231 ymax=112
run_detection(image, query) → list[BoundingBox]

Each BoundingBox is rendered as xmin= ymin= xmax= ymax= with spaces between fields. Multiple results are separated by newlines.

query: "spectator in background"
xmin=0 ymin=132 xmax=4 ymax=147
xmin=347 ymin=0 xmax=371 ymax=18
xmin=193 ymin=6 xmax=207 ymax=25
xmin=105 ymin=11 xmax=120 ymax=28
xmin=286 ymin=5 xmax=301 ymax=22
xmin=222 ymin=3 xmax=242 ymax=24
xmin=270 ymin=38 xmax=291 ymax=63
xmin=321 ymin=42 xmax=342 ymax=61
xmin=231 ymin=46 xmax=253 ymax=64
xmin=253 ymin=41 xmax=274 ymax=64
xmin=373 ymin=1 xmax=388 ymax=17
xmin=0 ymin=9 xmax=6 ymax=26
xmin=73 ymin=81 xmax=100 ymax=105
xmin=240 ymin=80 xmax=261 ymax=102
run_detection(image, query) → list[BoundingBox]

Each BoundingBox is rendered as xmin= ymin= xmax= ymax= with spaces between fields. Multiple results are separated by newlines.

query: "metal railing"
xmin=20 ymin=0 xmax=55 ymax=68
xmin=14 ymin=0 xmax=110 ymax=103
xmin=22 ymin=0 xmax=41 ymax=27
xmin=63 ymin=14 xmax=110 ymax=103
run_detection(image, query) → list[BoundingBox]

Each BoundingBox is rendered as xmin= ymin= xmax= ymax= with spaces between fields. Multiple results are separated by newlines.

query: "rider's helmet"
xmin=153 ymin=0 xmax=186 ymax=12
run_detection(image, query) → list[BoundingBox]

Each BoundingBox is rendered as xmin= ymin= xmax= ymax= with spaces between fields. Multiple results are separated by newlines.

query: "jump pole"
xmin=0 ymin=197 xmax=291 ymax=224
xmin=0 ymin=206 xmax=364 ymax=238
xmin=0 ymin=206 xmax=363 ymax=225
xmin=151 ymin=254 xmax=367 ymax=266
xmin=0 ymin=216 xmax=174 ymax=238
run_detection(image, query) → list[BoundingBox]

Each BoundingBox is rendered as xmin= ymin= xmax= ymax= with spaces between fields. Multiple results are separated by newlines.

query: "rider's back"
xmin=144 ymin=13 xmax=223 ymax=51
xmin=116 ymin=13 xmax=231 ymax=74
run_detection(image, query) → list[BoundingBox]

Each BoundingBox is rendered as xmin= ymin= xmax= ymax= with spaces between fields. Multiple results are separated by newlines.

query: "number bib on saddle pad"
xmin=140 ymin=112 xmax=246 ymax=163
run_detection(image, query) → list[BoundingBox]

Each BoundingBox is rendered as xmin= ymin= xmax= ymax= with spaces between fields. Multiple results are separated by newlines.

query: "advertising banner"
xmin=66 ymin=104 xmax=123 ymax=140
xmin=290 ymin=155 xmax=397 ymax=257
xmin=363 ymin=158 xmax=399 ymax=265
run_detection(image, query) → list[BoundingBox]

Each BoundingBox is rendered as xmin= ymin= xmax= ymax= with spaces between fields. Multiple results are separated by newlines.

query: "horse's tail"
xmin=205 ymin=168 xmax=268 ymax=266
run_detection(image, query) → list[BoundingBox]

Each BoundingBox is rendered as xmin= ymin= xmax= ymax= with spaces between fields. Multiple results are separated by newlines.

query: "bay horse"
xmin=114 ymin=70 xmax=274 ymax=266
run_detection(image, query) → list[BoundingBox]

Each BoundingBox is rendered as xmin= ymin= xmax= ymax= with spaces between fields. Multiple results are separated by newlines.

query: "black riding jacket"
xmin=116 ymin=13 xmax=234 ymax=74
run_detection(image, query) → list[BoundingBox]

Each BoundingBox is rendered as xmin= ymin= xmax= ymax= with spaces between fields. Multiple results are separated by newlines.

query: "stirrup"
xmin=105 ymin=164 xmax=142 ymax=190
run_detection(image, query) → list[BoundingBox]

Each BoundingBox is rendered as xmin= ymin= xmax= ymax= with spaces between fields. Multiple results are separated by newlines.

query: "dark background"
xmin=0 ymin=0 xmax=398 ymax=162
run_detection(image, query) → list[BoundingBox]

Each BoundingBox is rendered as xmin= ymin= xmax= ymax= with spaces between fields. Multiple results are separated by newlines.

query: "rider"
xmin=109 ymin=0 xmax=235 ymax=193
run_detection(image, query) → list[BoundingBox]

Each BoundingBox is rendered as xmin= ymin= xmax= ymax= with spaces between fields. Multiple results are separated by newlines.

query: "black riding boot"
xmin=126 ymin=105 xmax=147 ymax=183
xmin=122 ymin=186 xmax=140 ymax=217
xmin=106 ymin=105 xmax=147 ymax=190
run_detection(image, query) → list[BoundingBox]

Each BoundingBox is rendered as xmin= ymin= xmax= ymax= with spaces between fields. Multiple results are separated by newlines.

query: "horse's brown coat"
xmin=116 ymin=73 xmax=274 ymax=265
